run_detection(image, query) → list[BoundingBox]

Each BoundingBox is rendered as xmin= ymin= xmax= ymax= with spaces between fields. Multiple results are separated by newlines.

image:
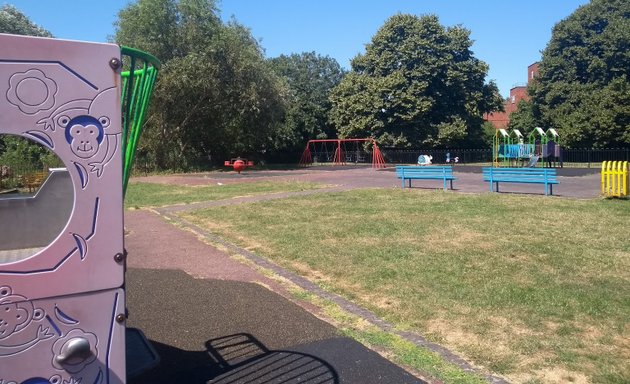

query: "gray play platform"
xmin=0 ymin=169 xmax=73 ymax=263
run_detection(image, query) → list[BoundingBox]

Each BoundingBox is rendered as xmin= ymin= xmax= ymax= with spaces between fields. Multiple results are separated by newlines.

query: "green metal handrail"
xmin=120 ymin=46 xmax=160 ymax=196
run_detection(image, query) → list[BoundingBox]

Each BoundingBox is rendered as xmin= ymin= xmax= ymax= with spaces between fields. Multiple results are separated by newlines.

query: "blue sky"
xmin=4 ymin=0 xmax=589 ymax=98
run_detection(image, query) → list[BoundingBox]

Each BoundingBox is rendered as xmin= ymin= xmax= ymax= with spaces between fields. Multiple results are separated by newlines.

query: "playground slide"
xmin=526 ymin=155 xmax=540 ymax=167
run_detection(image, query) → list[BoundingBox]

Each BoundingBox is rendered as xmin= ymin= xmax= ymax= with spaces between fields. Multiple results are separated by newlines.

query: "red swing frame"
xmin=299 ymin=138 xmax=386 ymax=168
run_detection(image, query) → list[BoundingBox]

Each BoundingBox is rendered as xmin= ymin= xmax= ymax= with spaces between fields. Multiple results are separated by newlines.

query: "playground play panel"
xmin=0 ymin=33 xmax=158 ymax=383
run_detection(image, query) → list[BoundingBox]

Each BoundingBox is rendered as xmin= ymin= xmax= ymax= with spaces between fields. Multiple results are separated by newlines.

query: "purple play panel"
xmin=1 ymin=33 xmax=126 ymax=383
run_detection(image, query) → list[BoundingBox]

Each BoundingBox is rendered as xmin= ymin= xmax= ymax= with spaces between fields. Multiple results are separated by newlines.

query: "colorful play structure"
xmin=0 ymin=33 xmax=159 ymax=383
xmin=299 ymin=138 xmax=386 ymax=168
xmin=493 ymin=127 xmax=562 ymax=168
xmin=601 ymin=161 xmax=629 ymax=198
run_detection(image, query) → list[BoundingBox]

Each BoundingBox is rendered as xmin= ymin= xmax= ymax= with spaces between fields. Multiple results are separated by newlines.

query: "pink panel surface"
xmin=0 ymin=33 xmax=124 ymax=299
xmin=0 ymin=287 xmax=125 ymax=383
xmin=1 ymin=34 xmax=127 ymax=383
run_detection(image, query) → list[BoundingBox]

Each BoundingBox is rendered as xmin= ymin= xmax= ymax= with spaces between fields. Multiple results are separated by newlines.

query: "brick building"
xmin=485 ymin=62 xmax=539 ymax=129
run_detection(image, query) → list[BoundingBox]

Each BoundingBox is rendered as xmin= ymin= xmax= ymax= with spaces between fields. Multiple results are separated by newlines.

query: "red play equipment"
xmin=224 ymin=158 xmax=254 ymax=173
xmin=299 ymin=138 xmax=386 ymax=168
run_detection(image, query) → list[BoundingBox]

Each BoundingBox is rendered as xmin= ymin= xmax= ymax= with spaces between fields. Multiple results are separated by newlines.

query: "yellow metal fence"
xmin=601 ymin=161 xmax=629 ymax=197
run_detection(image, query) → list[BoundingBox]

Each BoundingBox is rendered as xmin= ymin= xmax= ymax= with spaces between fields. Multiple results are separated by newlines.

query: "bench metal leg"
xmin=545 ymin=183 xmax=554 ymax=196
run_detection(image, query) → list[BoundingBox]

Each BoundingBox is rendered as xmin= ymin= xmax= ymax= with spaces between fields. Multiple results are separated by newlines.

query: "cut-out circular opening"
xmin=0 ymin=134 xmax=74 ymax=264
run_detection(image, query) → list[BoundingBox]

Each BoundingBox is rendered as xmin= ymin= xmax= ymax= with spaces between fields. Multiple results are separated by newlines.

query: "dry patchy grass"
xmin=182 ymin=189 xmax=630 ymax=383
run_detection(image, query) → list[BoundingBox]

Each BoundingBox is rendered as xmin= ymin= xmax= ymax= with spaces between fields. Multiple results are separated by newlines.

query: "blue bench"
xmin=482 ymin=167 xmax=558 ymax=195
xmin=396 ymin=165 xmax=456 ymax=190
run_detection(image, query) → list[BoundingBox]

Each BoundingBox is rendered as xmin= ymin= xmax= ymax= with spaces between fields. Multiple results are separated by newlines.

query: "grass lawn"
xmin=124 ymin=180 xmax=325 ymax=208
xmin=180 ymin=189 xmax=630 ymax=384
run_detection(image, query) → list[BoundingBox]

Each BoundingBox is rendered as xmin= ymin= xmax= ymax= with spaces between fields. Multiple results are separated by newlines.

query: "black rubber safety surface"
xmin=126 ymin=268 xmax=425 ymax=384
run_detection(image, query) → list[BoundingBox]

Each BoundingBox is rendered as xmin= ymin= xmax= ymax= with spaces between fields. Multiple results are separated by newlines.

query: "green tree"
xmin=114 ymin=0 xmax=220 ymax=62
xmin=269 ymin=52 xmax=346 ymax=150
xmin=507 ymin=100 xmax=537 ymax=134
xmin=329 ymin=14 xmax=502 ymax=148
xmin=0 ymin=136 xmax=60 ymax=170
xmin=115 ymin=0 xmax=287 ymax=170
xmin=0 ymin=4 xmax=52 ymax=37
xmin=481 ymin=121 xmax=497 ymax=147
xmin=530 ymin=0 xmax=630 ymax=148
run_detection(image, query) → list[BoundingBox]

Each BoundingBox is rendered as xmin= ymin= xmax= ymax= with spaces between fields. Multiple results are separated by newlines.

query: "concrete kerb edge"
xmin=156 ymin=208 xmax=510 ymax=384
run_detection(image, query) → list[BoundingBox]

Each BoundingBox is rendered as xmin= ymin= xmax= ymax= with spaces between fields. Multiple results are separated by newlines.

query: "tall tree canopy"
xmin=269 ymin=52 xmax=345 ymax=150
xmin=0 ymin=4 xmax=52 ymax=37
xmin=329 ymin=14 xmax=502 ymax=148
xmin=530 ymin=0 xmax=630 ymax=148
xmin=115 ymin=0 xmax=287 ymax=170
xmin=508 ymin=99 xmax=538 ymax=134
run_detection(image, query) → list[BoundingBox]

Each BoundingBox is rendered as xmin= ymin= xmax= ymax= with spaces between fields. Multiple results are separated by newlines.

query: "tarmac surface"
xmin=126 ymin=269 xmax=424 ymax=383
xmin=125 ymin=165 xmax=602 ymax=383
xmin=136 ymin=164 xmax=602 ymax=199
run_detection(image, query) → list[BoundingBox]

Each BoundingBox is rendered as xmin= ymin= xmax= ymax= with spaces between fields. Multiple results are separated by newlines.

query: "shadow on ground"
xmin=132 ymin=333 xmax=339 ymax=383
